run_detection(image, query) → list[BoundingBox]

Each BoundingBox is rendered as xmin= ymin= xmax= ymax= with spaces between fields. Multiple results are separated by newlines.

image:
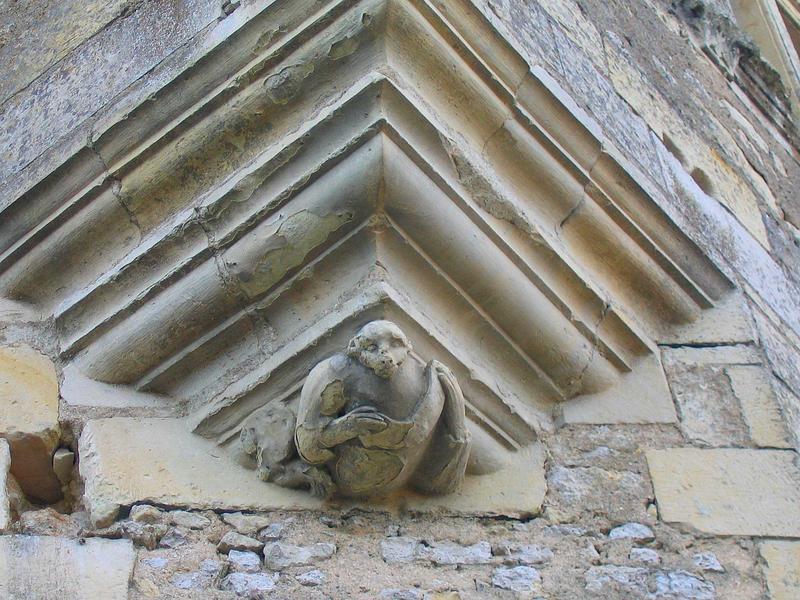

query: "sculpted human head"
xmin=347 ymin=320 xmax=412 ymax=378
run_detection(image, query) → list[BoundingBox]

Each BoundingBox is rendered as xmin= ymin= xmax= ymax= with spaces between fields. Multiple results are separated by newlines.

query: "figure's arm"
xmin=396 ymin=361 xmax=447 ymax=449
xmin=318 ymin=406 xmax=387 ymax=447
xmin=432 ymin=361 xmax=470 ymax=443
xmin=411 ymin=361 xmax=471 ymax=495
xmin=295 ymin=362 xmax=388 ymax=464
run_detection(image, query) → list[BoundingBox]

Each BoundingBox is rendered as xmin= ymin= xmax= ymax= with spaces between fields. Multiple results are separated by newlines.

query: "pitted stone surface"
xmin=647 ymin=448 xmax=800 ymax=536
xmin=0 ymin=536 xmax=135 ymax=600
xmin=380 ymin=537 xmax=492 ymax=565
xmin=263 ymin=541 xmax=336 ymax=570
xmin=227 ymin=549 xmax=262 ymax=573
xmin=491 ymin=565 xmax=542 ymax=593
xmin=222 ymin=512 xmax=274 ymax=536
xmin=0 ymin=439 xmax=10 ymax=530
xmin=217 ymin=531 xmax=263 ymax=554
xmin=78 ymin=417 xmax=545 ymax=522
xmin=608 ymin=523 xmax=655 ymax=541
xmin=760 ymin=541 xmax=800 ymax=600
xmin=170 ymin=510 xmax=211 ymax=529
xmin=220 ymin=572 xmax=277 ymax=597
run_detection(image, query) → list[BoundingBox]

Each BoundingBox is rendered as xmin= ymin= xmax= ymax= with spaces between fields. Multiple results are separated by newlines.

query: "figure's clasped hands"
xmin=340 ymin=405 xmax=389 ymax=435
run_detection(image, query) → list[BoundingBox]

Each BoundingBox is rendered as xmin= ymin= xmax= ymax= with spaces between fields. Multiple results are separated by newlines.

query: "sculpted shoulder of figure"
xmin=239 ymin=320 xmax=472 ymax=499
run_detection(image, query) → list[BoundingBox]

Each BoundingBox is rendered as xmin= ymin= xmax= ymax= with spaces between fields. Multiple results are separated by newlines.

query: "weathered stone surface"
xmin=170 ymin=558 xmax=223 ymax=590
xmin=129 ymin=504 xmax=164 ymax=524
xmin=727 ymin=365 xmax=793 ymax=448
xmin=0 ymin=439 xmax=10 ymax=530
xmin=52 ymin=448 xmax=74 ymax=485
xmin=222 ymin=512 xmax=273 ymax=535
xmin=380 ymin=537 xmax=492 ymax=565
xmin=760 ymin=541 xmax=800 ymax=600
xmin=608 ymin=523 xmax=655 ymax=542
xmin=492 ymin=565 xmax=542 ymax=593
xmin=296 ymin=569 xmax=326 ymax=587
xmin=558 ymin=356 xmax=677 ymax=425
xmin=546 ymin=465 xmax=650 ymax=523
xmin=159 ymin=527 xmax=189 ymax=549
xmin=217 ymin=531 xmax=263 ymax=554
xmin=661 ymin=348 xmax=750 ymax=446
xmin=419 ymin=540 xmax=493 ymax=566
xmin=263 ymin=541 xmax=336 ymax=570
xmin=0 ymin=535 xmax=135 ymax=599
xmin=584 ymin=566 xmax=714 ymax=598
xmin=653 ymin=570 xmax=716 ymax=599
xmin=220 ymin=572 xmax=278 ymax=598
xmin=79 ymin=417 xmax=546 ymax=523
xmin=0 ymin=0 xmax=137 ymax=103
xmin=647 ymin=449 xmax=800 ymax=536
xmin=257 ymin=522 xmax=285 ymax=542
xmin=78 ymin=417 xmax=322 ymax=526
xmin=379 ymin=589 xmax=423 ymax=600
xmin=380 ymin=536 xmax=420 ymax=564
xmin=0 ymin=345 xmax=62 ymax=503
xmin=492 ymin=541 xmax=553 ymax=565
xmin=227 ymin=549 xmax=261 ymax=573
xmin=584 ymin=565 xmax=649 ymax=595
xmin=116 ymin=520 xmax=168 ymax=551
xmin=0 ymin=0 xmax=222 ymax=183
xmin=693 ymin=552 xmax=724 ymax=573
xmin=630 ymin=548 xmax=661 ymax=565
xmin=16 ymin=508 xmax=85 ymax=537
xmin=170 ymin=510 xmax=211 ymax=530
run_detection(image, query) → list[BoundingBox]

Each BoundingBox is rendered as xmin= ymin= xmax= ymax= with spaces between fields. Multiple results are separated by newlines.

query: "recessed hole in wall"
xmin=690 ymin=167 xmax=715 ymax=196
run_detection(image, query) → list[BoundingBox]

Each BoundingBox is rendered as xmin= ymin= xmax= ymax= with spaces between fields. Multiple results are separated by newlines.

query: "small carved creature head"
xmin=347 ymin=320 xmax=412 ymax=379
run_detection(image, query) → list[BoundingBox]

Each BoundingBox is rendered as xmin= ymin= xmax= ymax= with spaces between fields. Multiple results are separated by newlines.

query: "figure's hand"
xmin=342 ymin=405 xmax=388 ymax=435
xmin=432 ymin=361 xmax=460 ymax=394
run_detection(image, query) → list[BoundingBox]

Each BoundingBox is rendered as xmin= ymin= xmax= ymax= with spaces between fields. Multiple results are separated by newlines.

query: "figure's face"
xmin=351 ymin=321 xmax=411 ymax=379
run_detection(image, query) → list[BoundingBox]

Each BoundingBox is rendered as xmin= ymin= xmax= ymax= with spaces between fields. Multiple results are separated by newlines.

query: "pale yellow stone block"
xmin=0 ymin=345 xmax=59 ymax=436
xmin=0 ymin=345 xmax=62 ymax=504
xmin=0 ymin=535 xmax=134 ymax=600
xmin=727 ymin=365 xmax=792 ymax=448
xmin=647 ymin=448 xmax=800 ymax=536
xmin=760 ymin=541 xmax=800 ymax=600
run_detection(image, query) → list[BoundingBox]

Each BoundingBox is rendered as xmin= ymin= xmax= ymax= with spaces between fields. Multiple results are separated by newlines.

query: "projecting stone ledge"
xmin=647 ymin=448 xmax=800 ymax=537
xmin=79 ymin=417 xmax=546 ymax=527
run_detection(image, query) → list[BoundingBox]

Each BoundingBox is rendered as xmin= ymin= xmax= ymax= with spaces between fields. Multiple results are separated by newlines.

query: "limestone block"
xmin=0 ymin=0 xmax=222 ymax=182
xmin=661 ymin=348 xmax=750 ymax=447
xmin=760 ymin=541 xmax=800 ymax=600
xmin=79 ymin=417 xmax=546 ymax=526
xmin=0 ymin=535 xmax=135 ymax=600
xmin=0 ymin=345 xmax=62 ymax=504
xmin=727 ymin=365 xmax=793 ymax=448
xmin=660 ymin=292 xmax=756 ymax=345
xmin=647 ymin=448 xmax=800 ymax=536
xmin=0 ymin=0 xmax=136 ymax=103
xmin=79 ymin=417 xmax=322 ymax=527
xmin=558 ymin=355 xmax=676 ymax=425
xmin=0 ymin=439 xmax=10 ymax=530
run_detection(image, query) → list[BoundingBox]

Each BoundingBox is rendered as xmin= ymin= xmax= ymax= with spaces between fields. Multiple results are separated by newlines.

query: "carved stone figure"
xmin=239 ymin=320 xmax=471 ymax=499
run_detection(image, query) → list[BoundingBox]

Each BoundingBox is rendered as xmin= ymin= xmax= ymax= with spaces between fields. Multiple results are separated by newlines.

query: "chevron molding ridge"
xmin=1 ymin=0 xmax=734 ymax=458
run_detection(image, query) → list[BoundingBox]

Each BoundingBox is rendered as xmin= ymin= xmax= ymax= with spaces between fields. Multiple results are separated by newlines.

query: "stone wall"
xmin=1 ymin=0 xmax=799 ymax=598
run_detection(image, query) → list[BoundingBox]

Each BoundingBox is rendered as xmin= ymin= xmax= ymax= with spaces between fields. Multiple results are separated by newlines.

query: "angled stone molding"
xmin=1 ymin=0 xmax=734 ymax=515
